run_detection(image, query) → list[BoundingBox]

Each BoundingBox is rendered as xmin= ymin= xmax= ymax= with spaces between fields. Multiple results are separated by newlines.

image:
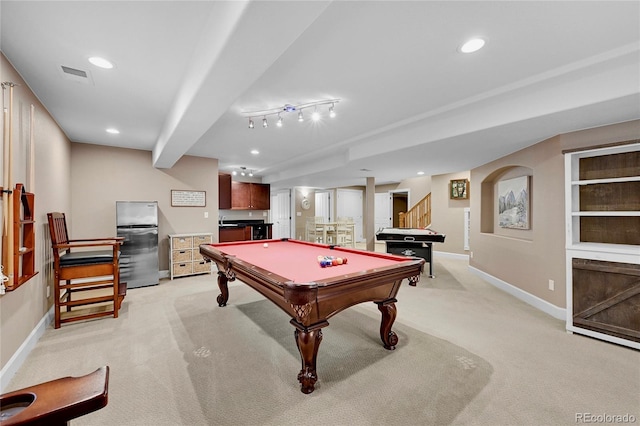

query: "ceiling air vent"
xmin=61 ymin=65 xmax=87 ymax=78
xmin=59 ymin=65 xmax=94 ymax=85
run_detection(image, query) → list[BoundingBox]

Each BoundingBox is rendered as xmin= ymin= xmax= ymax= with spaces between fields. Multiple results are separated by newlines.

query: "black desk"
xmin=376 ymin=228 xmax=446 ymax=280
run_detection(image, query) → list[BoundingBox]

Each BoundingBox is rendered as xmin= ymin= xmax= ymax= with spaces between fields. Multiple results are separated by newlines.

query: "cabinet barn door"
xmin=572 ymin=259 xmax=640 ymax=343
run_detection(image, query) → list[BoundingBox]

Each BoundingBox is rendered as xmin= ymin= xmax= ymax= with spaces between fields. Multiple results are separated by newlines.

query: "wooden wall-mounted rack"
xmin=1 ymin=183 xmax=38 ymax=291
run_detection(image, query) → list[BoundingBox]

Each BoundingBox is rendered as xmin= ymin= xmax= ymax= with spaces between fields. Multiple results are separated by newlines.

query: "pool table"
xmin=199 ymin=238 xmax=424 ymax=394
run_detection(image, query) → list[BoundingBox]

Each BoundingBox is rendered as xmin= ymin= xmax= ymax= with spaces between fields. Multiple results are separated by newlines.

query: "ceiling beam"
xmin=152 ymin=0 xmax=332 ymax=169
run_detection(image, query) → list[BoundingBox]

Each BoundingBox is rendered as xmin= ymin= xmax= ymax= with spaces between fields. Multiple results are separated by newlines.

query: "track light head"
xmin=277 ymin=114 xmax=283 ymax=127
xmin=329 ymin=103 xmax=336 ymax=118
xmin=262 ymin=116 xmax=268 ymax=128
xmin=298 ymin=110 xmax=304 ymax=122
xmin=248 ymin=118 xmax=254 ymax=129
xmin=311 ymin=107 xmax=320 ymax=122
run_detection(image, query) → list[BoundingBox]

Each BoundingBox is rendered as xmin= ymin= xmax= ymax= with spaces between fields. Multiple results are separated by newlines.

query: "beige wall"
xmin=469 ymin=120 xmax=639 ymax=309
xmin=70 ymin=144 xmax=219 ymax=270
xmin=393 ymin=175 xmax=432 ymax=206
xmin=0 ymin=54 xmax=71 ymax=372
xmin=431 ymin=172 xmax=470 ymax=255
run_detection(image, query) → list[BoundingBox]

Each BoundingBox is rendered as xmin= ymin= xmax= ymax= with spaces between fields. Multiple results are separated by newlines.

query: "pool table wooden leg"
xmin=291 ymin=320 xmax=329 ymax=394
xmin=376 ymin=298 xmax=398 ymax=350
xmin=216 ymin=270 xmax=230 ymax=307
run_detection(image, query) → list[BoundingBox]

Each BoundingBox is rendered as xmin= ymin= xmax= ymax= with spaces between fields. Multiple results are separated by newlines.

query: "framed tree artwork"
xmin=450 ymin=179 xmax=469 ymax=199
xmin=498 ymin=176 xmax=530 ymax=229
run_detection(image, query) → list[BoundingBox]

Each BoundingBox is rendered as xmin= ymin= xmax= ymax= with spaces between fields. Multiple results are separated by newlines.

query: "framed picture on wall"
xmin=171 ymin=190 xmax=206 ymax=207
xmin=450 ymin=179 xmax=469 ymax=199
xmin=498 ymin=176 xmax=530 ymax=229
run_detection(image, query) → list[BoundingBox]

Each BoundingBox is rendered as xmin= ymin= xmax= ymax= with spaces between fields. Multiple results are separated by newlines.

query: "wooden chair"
xmin=305 ymin=217 xmax=325 ymax=243
xmin=335 ymin=217 xmax=355 ymax=247
xmin=0 ymin=366 xmax=109 ymax=425
xmin=47 ymin=212 xmax=126 ymax=329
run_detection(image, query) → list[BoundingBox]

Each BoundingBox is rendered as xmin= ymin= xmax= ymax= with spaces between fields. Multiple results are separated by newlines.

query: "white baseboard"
xmin=0 ymin=306 xmax=54 ymax=392
xmin=468 ymin=265 xmax=565 ymax=320
xmin=433 ymin=250 xmax=469 ymax=260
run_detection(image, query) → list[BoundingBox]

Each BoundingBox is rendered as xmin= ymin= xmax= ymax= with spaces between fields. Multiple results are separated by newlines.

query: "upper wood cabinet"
xmin=218 ymin=173 xmax=232 ymax=209
xmin=218 ymin=174 xmax=270 ymax=210
xmin=231 ymin=182 xmax=270 ymax=210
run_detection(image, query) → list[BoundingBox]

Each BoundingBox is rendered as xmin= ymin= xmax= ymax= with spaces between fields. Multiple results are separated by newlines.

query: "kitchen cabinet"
xmin=218 ymin=174 xmax=270 ymax=210
xmin=219 ymin=223 xmax=272 ymax=242
xmin=218 ymin=173 xmax=232 ymax=209
xmin=230 ymin=182 xmax=270 ymax=210
xmin=219 ymin=226 xmax=251 ymax=242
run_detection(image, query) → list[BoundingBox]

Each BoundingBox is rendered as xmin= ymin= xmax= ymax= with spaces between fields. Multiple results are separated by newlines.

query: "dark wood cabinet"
xmin=218 ymin=173 xmax=232 ymax=209
xmin=230 ymin=182 xmax=270 ymax=210
xmin=218 ymin=174 xmax=270 ymax=210
xmin=219 ymin=226 xmax=252 ymax=243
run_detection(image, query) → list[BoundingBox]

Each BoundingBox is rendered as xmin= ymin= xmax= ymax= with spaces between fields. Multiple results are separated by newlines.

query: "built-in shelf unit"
xmin=564 ymin=141 xmax=640 ymax=349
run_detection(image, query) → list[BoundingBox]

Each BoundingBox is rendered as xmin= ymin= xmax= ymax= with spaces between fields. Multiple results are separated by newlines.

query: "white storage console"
xmin=169 ymin=233 xmax=214 ymax=280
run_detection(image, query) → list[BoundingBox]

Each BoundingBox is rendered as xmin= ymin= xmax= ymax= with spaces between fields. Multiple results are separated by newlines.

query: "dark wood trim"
xmin=562 ymin=138 xmax=639 ymax=154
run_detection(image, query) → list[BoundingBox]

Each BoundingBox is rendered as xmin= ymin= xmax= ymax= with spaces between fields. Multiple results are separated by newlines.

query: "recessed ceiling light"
xmin=417 ymin=171 xmax=425 ymax=175
xmin=106 ymin=128 xmax=120 ymax=134
xmin=459 ymin=38 xmax=485 ymax=53
xmin=88 ymin=56 xmax=114 ymax=69
xmin=251 ymin=149 xmax=259 ymax=155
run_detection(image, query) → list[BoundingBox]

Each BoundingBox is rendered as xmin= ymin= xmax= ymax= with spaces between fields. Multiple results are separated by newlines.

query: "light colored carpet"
xmin=4 ymin=255 xmax=639 ymax=425
xmin=174 ymin=293 xmax=492 ymax=425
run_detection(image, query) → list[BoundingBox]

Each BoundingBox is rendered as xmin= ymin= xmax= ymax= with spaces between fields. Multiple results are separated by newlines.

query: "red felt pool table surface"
xmin=207 ymin=239 xmax=410 ymax=284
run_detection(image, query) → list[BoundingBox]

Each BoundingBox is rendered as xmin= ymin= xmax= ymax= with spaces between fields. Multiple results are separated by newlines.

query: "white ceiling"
xmin=2 ymin=1 xmax=639 ymax=190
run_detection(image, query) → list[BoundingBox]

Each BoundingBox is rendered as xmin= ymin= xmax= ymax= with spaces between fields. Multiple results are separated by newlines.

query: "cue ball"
xmin=263 ymin=243 xmax=268 ymax=248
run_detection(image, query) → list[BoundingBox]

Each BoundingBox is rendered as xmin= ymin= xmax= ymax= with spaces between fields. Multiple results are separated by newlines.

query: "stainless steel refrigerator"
xmin=116 ymin=201 xmax=159 ymax=288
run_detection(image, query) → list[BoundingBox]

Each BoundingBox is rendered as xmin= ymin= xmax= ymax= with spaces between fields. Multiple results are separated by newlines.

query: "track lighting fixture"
xmin=232 ymin=166 xmax=256 ymax=177
xmin=242 ymin=98 xmax=340 ymax=129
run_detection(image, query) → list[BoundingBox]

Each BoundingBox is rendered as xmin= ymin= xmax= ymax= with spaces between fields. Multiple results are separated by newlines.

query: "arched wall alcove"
xmin=480 ymin=165 xmax=534 ymax=237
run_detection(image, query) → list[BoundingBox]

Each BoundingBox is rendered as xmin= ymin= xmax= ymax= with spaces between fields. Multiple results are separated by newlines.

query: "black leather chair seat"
xmin=60 ymin=250 xmax=114 ymax=267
